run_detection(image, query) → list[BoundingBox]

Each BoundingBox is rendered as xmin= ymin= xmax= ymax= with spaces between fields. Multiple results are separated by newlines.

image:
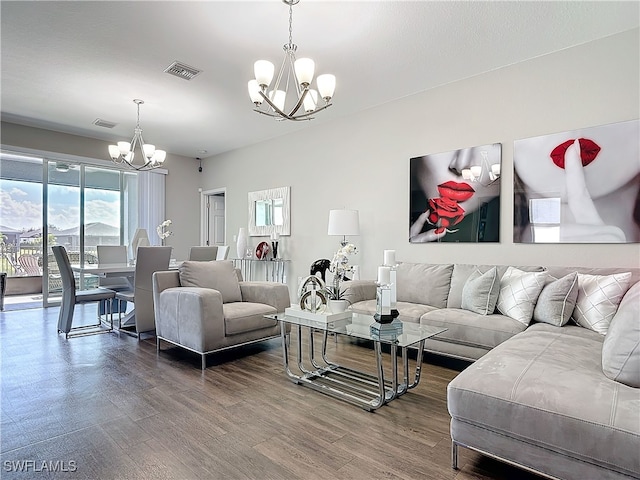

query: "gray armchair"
xmin=152 ymin=260 xmax=290 ymax=369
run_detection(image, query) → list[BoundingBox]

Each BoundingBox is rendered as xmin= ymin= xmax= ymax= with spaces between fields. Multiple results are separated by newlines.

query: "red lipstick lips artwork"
xmin=427 ymin=181 xmax=475 ymax=234
xmin=550 ymin=138 xmax=601 ymax=169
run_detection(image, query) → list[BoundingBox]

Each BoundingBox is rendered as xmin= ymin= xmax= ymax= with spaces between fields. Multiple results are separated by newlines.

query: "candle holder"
xmin=374 ymin=281 xmax=395 ymax=324
xmin=271 ymin=241 xmax=279 ymax=259
xmin=383 ymin=251 xmax=399 ymax=319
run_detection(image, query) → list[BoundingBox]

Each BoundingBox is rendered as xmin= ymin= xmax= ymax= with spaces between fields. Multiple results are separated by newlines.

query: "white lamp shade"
xmin=269 ymin=90 xmax=286 ymax=111
xmin=470 ymin=165 xmax=482 ymax=178
xmin=254 ymin=60 xmax=275 ymax=87
xmin=124 ymin=151 xmax=134 ymax=163
xmin=317 ymin=74 xmax=336 ymax=100
xmin=143 ymin=144 xmax=156 ymax=158
xmin=491 ymin=163 xmax=501 ymax=176
xmin=118 ymin=141 xmax=131 ymax=155
xmin=328 ymin=209 xmax=360 ymax=236
xmin=461 ymin=169 xmax=472 ymax=181
xmin=248 ymin=80 xmax=263 ymax=104
xmin=153 ymin=150 xmax=166 ymax=164
xmin=303 ymin=89 xmax=318 ymax=113
xmin=294 ymin=58 xmax=315 ymax=86
xmin=108 ymin=145 xmax=120 ymax=159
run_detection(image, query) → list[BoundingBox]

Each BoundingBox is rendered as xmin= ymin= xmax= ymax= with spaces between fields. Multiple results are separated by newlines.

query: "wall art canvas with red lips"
xmin=513 ymin=119 xmax=640 ymax=244
xmin=409 ymin=143 xmax=502 ymax=243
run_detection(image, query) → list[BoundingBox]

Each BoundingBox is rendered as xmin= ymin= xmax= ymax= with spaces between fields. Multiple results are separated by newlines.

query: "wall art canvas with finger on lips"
xmin=409 ymin=143 xmax=502 ymax=243
xmin=513 ymin=118 xmax=639 ymax=244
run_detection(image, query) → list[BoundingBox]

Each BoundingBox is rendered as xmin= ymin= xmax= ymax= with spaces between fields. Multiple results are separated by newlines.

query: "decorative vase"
xmin=236 ymin=228 xmax=247 ymax=259
xmin=328 ymin=299 xmax=348 ymax=313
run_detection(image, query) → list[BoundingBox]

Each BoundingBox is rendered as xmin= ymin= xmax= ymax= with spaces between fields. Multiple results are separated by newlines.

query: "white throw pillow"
xmin=572 ymin=272 xmax=632 ymax=335
xmin=461 ymin=267 xmax=499 ymax=315
xmin=497 ymin=267 xmax=547 ymax=326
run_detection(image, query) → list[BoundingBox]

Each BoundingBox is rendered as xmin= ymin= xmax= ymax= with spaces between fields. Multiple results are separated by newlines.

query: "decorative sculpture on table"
xmin=298 ymin=275 xmax=327 ymax=313
xmin=270 ymin=232 xmax=280 ymax=259
xmin=310 ymin=259 xmax=331 ymax=282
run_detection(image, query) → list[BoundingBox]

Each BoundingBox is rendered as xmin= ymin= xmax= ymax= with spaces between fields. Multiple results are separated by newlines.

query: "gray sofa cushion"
xmin=421 ymin=308 xmax=526 ymax=350
xmin=496 ymin=267 xmax=546 ymax=326
xmin=178 ymin=260 xmax=242 ymax=303
xmin=461 ymin=267 xmax=499 ymax=315
xmin=602 ymin=281 xmax=640 ymax=388
xmin=573 ymin=272 xmax=632 ymax=335
xmin=396 ymin=263 xmax=453 ymax=308
xmin=448 ymin=323 xmax=640 ymax=478
xmin=350 ymin=299 xmax=438 ymax=324
xmin=533 ymin=271 xmax=579 ymax=327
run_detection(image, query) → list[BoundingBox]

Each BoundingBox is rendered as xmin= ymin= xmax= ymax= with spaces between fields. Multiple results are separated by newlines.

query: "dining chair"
xmin=188 ymin=246 xmax=218 ymax=261
xmin=52 ymin=245 xmax=116 ymax=339
xmin=116 ymin=246 xmax=172 ymax=338
xmin=97 ymin=245 xmax=130 ymax=316
xmin=216 ymin=245 xmax=230 ymax=260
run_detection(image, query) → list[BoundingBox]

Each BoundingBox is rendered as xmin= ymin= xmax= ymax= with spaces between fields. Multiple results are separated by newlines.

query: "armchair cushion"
xmin=178 ymin=260 xmax=242 ymax=303
xmin=223 ymin=302 xmax=278 ymax=336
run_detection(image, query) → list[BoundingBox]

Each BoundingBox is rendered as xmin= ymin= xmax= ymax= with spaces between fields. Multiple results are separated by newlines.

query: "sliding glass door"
xmin=0 ymin=150 xmax=138 ymax=308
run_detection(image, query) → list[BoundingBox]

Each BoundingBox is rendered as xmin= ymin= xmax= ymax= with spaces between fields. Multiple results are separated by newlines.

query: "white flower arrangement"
xmin=327 ymin=243 xmax=357 ymax=300
xmin=157 ymin=219 xmax=173 ymax=240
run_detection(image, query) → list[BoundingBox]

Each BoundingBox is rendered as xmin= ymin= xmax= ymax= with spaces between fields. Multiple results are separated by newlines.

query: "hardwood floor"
xmin=0 ymin=306 xmax=543 ymax=479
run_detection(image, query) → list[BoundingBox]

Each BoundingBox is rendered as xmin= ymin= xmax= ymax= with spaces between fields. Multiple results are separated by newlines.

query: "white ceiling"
xmin=1 ymin=1 xmax=638 ymax=160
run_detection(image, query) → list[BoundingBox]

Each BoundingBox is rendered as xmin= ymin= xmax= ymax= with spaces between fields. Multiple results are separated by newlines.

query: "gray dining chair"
xmin=97 ymin=245 xmax=130 ymax=316
xmin=116 ymin=246 xmax=172 ymax=338
xmin=216 ymin=245 xmax=230 ymax=260
xmin=188 ymin=246 xmax=218 ymax=261
xmin=52 ymin=245 xmax=116 ymax=339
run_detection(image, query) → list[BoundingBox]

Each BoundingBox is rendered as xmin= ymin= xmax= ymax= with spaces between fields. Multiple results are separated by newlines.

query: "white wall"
xmin=201 ymin=29 xmax=640 ymax=291
xmin=0 ymin=122 xmax=202 ymax=261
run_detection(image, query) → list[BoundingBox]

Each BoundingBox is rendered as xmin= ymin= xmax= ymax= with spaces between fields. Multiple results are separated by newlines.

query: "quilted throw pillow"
xmin=572 ymin=272 xmax=632 ymax=335
xmin=178 ymin=260 xmax=243 ymax=303
xmin=496 ymin=267 xmax=547 ymax=326
xmin=461 ymin=266 xmax=499 ymax=315
xmin=533 ymin=272 xmax=579 ymax=327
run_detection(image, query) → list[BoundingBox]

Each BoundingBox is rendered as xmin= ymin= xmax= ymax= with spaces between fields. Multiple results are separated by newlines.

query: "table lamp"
xmin=328 ymin=209 xmax=360 ymax=247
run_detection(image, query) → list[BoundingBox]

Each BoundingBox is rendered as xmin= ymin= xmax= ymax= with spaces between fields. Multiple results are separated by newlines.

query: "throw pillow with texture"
xmin=602 ymin=281 xmax=640 ymax=388
xmin=461 ymin=266 xmax=499 ymax=315
xmin=497 ymin=267 xmax=547 ymax=326
xmin=178 ymin=260 xmax=243 ymax=303
xmin=572 ymin=272 xmax=632 ymax=335
xmin=533 ymin=272 xmax=579 ymax=327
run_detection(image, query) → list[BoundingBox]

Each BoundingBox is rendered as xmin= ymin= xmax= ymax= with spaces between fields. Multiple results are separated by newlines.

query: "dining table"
xmin=70 ymin=260 xmax=181 ymax=331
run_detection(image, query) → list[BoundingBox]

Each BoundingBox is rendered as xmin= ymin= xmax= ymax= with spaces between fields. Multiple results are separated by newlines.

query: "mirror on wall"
xmin=248 ymin=186 xmax=290 ymax=236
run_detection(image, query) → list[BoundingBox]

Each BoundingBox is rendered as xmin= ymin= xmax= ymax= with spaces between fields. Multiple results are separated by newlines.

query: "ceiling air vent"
xmin=93 ymin=118 xmax=117 ymax=129
xmin=164 ymin=61 xmax=202 ymax=81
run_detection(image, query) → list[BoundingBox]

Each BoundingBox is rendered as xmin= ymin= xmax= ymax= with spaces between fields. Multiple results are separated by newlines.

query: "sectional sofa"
xmin=343 ymin=262 xmax=640 ymax=480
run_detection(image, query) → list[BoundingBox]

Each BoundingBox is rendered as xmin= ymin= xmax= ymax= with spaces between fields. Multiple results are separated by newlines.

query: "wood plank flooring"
xmin=0 ymin=306 xmax=544 ymax=479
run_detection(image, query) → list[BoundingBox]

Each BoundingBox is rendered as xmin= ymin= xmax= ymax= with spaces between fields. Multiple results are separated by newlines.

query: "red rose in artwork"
xmin=428 ymin=197 xmax=466 ymax=234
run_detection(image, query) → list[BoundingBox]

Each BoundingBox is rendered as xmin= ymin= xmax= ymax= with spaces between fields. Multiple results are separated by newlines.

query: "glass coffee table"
xmin=266 ymin=310 xmax=446 ymax=411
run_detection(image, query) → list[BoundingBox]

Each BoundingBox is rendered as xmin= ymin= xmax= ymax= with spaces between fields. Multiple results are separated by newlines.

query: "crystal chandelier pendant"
xmin=248 ymin=0 xmax=336 ymax=121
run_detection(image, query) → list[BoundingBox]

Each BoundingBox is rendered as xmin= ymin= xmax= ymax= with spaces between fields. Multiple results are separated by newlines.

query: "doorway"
xmin=200 ymin=188 xmax=226 ymax=248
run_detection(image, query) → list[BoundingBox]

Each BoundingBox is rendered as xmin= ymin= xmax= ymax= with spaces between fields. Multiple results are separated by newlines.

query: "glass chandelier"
xmin=108 ymin=99 xmax=166 ymax=171
xmin=248 ymin=0 xmax=336 ymax=121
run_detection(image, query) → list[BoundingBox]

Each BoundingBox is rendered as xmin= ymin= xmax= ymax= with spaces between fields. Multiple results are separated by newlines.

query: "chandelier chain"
xmin=288 ymin=2 xmax=293 ymax=48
